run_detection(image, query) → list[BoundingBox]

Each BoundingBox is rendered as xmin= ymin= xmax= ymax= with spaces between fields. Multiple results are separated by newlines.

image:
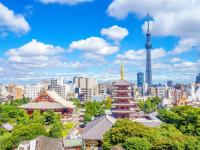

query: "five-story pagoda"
xmin=112 ymin=62 xmax=139 ymax=119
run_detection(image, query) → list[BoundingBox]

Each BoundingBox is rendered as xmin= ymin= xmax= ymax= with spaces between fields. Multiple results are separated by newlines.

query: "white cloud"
xmin=117 ymin=48 xmax=166 ymax=60
xmin=6 ymin=39 xmax=64 ymax=68
xmin=170 ymin=57 xmax=182 ymax=63
xmin=0 ymin=2 xmax=30 ymax=35
xmin=7 ymin=39 xmax=64 ymax=57
xmin=107 ymin=0 xmax=200 ymax=54
xmin=0 ymin=67 xmax=4 ymax=72
xmin=101 ymin=25 xmax=128 ymax=43
xmin=173 ymin=61 xmax=199 ymax=71
xmin=171 ymin=38 xmax=197 ymax=54
xmin=62 ymin=61 xmax=91 ymax=68
xmin=68 ymin=36 xmax=119 ymax=55
xmin=38 ymin=0 xmax=93 ymax=5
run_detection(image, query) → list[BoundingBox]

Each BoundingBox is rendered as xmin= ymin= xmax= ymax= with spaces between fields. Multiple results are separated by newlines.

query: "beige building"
xmin=156 ymin=86 xmax=166 ymax=99
xmin=166 ymin=88 xmax=175 ymax=101
xmin=6 ymin=84 xmax=24 ymax=99
xmin=73 ymin=77 xmax=98 ymax=101
xmin=150 ymin=87 xmax=156 ymax=97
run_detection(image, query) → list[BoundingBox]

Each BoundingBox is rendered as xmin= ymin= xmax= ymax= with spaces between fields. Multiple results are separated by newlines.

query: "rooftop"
xmin=20 ymin=90 xmax=75 ymax=110
xmin=113 ymin=80 xmax=132 ymax=86
xmin=2 ymin=123 xmax=13 ymax=131
xmin=81 ymin=115 xmax=116 ymax=140
xmin=63 ymin=139 xmax=82 ymax=147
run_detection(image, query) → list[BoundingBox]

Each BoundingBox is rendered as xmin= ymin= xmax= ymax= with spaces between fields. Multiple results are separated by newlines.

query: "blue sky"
xmin=0 ymin=0 xmax=199 ymax=84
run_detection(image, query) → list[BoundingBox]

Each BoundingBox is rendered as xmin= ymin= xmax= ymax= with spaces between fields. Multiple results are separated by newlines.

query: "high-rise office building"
xmin=137 ymin=72 xmax=144 ymax=87
xmin=196 ymin=73 xmax=200 ymax=84
xmin=145 ymin=13 xmax=152 ymax=88
xmin=73 ymin=77 xmax=98 ymax=101
xmin=49 ymin=78 xmax=72 ymax=100
xmin=167 ymin=80 xmax=173 ymax=88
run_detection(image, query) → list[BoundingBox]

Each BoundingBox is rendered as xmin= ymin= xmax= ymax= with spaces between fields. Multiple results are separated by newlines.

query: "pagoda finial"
xmin=120 ymin=61 xmax=124 ymax=80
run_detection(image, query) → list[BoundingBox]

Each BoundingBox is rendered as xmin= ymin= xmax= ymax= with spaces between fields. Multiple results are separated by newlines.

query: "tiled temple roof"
xmin=81 ymin=115 xmax=116 ymax=140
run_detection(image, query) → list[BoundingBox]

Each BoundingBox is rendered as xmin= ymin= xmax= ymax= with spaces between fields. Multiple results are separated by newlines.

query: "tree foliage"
xmin=103 ymin=119 xmax=200 ymax=150
xmin=138 ymin=97 xmax=161 ymax=113
xmin=0 ymin=98 xmax=72 ymax=150
xmin=71 ymin=98 xmax=81 ymax=108
xmin=158 ymin=106 xmax=200 ymax=136
xmin=103 ymin=97 xmax=112 ymax=110
xmin=83 ymin=101 xmax=105 ymax=123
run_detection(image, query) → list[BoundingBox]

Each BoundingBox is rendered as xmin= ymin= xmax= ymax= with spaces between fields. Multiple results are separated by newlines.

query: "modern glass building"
xmin=196 ymin=73 xmax=200 ymax=84
xmin=137 ymin=72 xmax=144 ymax=87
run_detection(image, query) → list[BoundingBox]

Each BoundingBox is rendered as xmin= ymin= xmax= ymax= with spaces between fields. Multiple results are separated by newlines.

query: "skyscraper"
xmin=167 ymin=80 xmax=173 ymax=88
xmin=137 ymin=72 xmax=144 ymax=87
xmin=145 ymin=13 xmax=152 ymax=88
xmin=196 ymin=73 xmax=200 ymax=84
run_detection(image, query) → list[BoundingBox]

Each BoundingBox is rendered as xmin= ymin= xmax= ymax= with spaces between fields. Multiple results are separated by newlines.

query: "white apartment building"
xmin=25 ymin=83 xmax=46 ymax=100
xmin=156 ymin=86 xmax=166 ymax=99
xmin=48 ymin=78 xmax=74 ymax=100
xmin=73 ymin=77 xmax=98 ymax=101
xmin=150 ymin=87 xmax=157 ymax=97
xmin=189 ymin=84 xmax=200 ymax=101
xmin=0 ymin=84 xmax=8 ymax=97
xmin=166 ymin=88 xmax=175 ymax=101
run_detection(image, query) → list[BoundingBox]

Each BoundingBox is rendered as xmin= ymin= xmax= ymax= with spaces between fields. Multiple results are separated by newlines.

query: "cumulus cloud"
xmin=170 ymin=57 xmax=182 ymax=63
xmin=0 ymin=2 xmax=30 ymax=35
xmin=6 ymin=39 xmax=64 ymax=68
xmin=68 ymin=36 xmax=119 ymax=55
xmin=171 ymin=38 xmax=197 ymax=54
xmin=101 ymin=25 xmax=128 ymax=43
xmin=62 ymin=61 xmax=91 ymax=68
xmin=37 ymin=0 xmax=93 ymax=5
xmin=107 ymin=0 xmax=200 ymax=54
xmin=117 ymin=48 xmax=166 ymax=61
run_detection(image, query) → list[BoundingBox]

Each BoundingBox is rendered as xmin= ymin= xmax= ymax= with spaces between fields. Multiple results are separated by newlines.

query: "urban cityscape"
xmin=0 ymin=0 xmax=200 ymax=150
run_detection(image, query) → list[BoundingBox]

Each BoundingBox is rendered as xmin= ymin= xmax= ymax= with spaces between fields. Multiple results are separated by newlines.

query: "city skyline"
xmin=0 ymin=0 xmax=200 ymax=84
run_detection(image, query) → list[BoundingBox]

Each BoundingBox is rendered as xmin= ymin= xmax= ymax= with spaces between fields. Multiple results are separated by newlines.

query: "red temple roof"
xmin=20 ymin=90 xmax=75 ymax=110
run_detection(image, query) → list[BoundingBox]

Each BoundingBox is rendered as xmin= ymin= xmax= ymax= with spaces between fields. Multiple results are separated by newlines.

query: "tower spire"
xmin=120 ymin=61 xmax=124 ymax=80
xmin=145 ymin=13 xmax=153 ymax=90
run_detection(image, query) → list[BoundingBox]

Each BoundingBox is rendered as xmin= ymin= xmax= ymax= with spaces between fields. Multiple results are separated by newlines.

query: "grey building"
xmin=196 ymin=73 xmax=200 ymax=84
xmin=137 ymin=72 xmax=144 ymax=87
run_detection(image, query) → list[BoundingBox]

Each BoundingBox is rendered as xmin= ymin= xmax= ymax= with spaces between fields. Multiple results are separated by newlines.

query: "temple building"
xmin=81 ymin=115 xmax=116 ymax=150
xmin=20 ymin=90 xmax=75 ymax=115
xmin=112 ymin=62 xmax=139 ymax=119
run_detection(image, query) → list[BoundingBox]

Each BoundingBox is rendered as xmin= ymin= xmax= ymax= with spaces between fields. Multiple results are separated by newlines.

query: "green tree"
xmin=158 ymin=106 xmax=200 ymax=136
xmin=71 ymin=98 xmax=81 ymax=108
xmin=138 ymin=97 xmax=161 ymax=113
xmin=83 ymin=101 xmax=105 ymax=123
xmin=0 ymin=133 xmax=13 ymax=150
xmin=122 ymin=137 xmax=151 ymax=150
xmin=49 ymin=120 xmax=63 ymax=138
xmin=31 ymin=110 xmax=45 ymax=124
xmin=103 ymin=97 xmax=112 ymax=110
xmin=103 ymin=119 xmax=200 ymax=150
xmin=11 ymin=123 xmax=47 ymax=147
xmin=43 ymin=110 xmax=56 ymax=125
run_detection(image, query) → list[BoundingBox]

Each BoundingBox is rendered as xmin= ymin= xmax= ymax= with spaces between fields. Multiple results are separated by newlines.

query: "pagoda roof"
xmin=113 ymin=89 xmax=132 ymax=92
xmin=112 ymin=96 xmax=133 ymax=99
xmin=81 ymin=115 xmax=116 ymax=140
xmin=113 ymin=80 xmax=132 ymax=86
xmin=112 ymin=109 xmax=139 ymax=113
xmin=112 ymin=102 xmax=137 ymax=106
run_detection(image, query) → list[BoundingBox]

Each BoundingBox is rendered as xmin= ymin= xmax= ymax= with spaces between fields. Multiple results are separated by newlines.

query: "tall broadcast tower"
xmin=145 ymin=13 xmax=152 ymax=88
